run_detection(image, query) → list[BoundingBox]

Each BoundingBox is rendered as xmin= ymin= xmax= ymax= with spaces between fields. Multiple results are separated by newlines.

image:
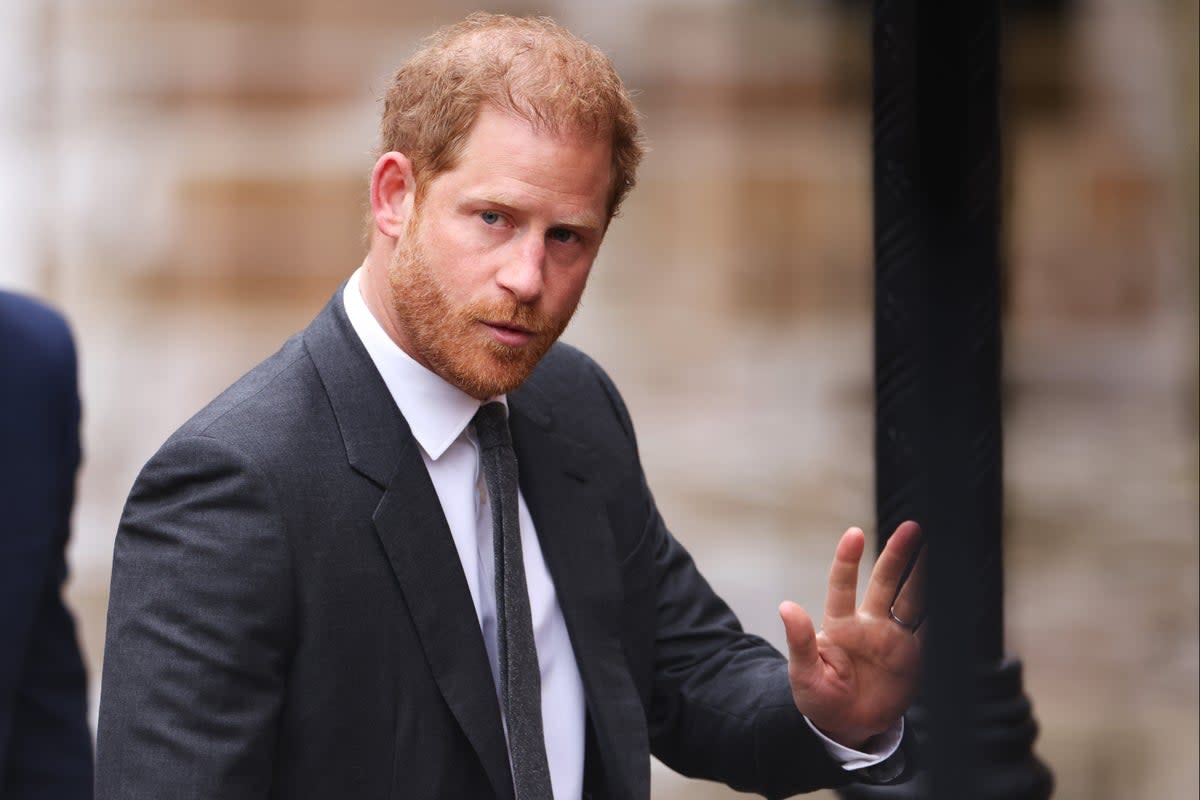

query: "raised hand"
xmin=779 ymin=521 xmax=924 ymax=749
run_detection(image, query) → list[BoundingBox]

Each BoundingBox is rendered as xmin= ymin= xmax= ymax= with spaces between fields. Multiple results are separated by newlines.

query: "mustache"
xmin=467 ymin=300 xmax=553 ymax=334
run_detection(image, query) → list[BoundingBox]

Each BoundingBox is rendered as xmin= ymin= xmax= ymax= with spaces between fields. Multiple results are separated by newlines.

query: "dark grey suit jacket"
xmin=96 ymin=292 xmax=859 ymax=799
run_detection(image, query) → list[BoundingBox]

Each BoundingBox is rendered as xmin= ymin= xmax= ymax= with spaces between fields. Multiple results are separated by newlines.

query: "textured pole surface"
xmin=842 ymin=1 xmax=1054 ymax=797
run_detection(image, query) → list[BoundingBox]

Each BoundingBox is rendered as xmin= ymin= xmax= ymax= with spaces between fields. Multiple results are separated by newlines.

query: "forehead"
xmin=429 ymin=107 xmax=613 ymax=223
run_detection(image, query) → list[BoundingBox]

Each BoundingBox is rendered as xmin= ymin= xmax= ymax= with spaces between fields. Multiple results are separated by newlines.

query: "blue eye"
xmin=548 ymin=228 xmax=576 ymax=244
xmin=481 ymin=210 xmax=502 ymax=225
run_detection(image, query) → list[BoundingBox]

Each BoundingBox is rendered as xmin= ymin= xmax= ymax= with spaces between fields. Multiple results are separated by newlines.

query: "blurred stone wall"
xmin=1 ymin=1 xmax=1194 ymax=798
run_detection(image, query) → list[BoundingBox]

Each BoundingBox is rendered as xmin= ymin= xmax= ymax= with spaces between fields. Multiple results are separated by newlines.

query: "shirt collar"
xmin=342 ymin=266 xmax=507 ymax=460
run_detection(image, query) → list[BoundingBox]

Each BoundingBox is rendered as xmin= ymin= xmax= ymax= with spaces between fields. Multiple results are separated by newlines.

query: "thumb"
xmin=779 ymin=601 xmax=820 ymax=685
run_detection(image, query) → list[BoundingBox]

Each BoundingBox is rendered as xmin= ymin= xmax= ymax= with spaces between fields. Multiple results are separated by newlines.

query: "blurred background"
xmin=1 ymin=0 xmax=1195 ymax=797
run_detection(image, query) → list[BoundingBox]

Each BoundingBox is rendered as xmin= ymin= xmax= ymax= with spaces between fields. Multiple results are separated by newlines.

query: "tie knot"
xmin=472 ymin=402 xmax=512 ymax=451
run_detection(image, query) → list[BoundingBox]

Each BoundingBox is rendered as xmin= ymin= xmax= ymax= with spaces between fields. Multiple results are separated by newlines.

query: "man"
xmin=97 ymin=13 xmax=922 ymax=799
xmin=0 ymin=291 xmax=94 ymax=798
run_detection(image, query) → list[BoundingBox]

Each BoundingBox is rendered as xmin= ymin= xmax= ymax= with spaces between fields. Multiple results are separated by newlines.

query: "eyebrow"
xmin=471 ymin=193 xmax=603 ymax=234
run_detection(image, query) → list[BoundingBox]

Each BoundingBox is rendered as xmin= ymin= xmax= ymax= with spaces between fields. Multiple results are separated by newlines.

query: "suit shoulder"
xmin=520 ymin=341 xmax=625 ymax=410
xmin=0 ymin=290 xmax=76 ymax=376
xmin=169 ymin=333 xmax=317 ymax=448
xmin=520 ymin=341 xmax=636 ymax=439
xmin=526 ymin=341 xmax=612 ymax=392
xmin=142 ymin=296 xmax=353 ymax=492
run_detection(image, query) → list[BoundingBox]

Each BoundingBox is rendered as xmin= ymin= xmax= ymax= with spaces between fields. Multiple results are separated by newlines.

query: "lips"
xmin=480 ymin=320 xmax=537 ymax=347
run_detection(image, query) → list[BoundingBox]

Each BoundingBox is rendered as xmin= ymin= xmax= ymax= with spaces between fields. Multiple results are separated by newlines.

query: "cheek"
xmin=418 ymin=231 xmax=490 ymax=300
xmin=546 ymin=268 xmax=591 ymax=315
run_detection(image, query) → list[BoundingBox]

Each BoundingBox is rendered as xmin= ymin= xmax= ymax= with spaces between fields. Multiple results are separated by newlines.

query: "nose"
xmin=495 ymin=234 xmax=545 ymax=303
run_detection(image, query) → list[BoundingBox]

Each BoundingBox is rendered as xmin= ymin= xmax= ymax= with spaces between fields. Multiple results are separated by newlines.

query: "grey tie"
xmin=473 ymin=402 xmax=553 ymax=800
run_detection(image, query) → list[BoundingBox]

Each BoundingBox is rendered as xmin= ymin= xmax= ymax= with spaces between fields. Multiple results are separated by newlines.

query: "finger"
xmin=824 ymin=527 xmax=866 ymax=620
xmin=889 ymin=541 xmax=925 ymax=629
xmin=862 ymin=520 xmax=922 ymax=615
xmin=779 ymin=601 xmax=820 ymax=683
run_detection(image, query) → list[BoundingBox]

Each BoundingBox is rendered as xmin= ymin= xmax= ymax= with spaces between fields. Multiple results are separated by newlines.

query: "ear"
xmin=370 ymin=152 xmax=416 ymax=239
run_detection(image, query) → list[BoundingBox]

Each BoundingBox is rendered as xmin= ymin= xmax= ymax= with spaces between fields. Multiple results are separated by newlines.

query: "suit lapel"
xmin=372 ymin=444 xmax=514 ymax=800
xmin=303 ymin=293 xmax=514 ymax=800
xmin=509 ymin=388 xmax=650 ymax=800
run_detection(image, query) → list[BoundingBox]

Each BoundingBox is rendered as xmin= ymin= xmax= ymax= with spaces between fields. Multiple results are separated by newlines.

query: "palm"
xmin=780 ymin=521 xmax=923 ymax=749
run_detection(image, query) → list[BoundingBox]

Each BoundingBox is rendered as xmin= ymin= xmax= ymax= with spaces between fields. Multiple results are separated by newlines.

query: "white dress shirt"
xmin=341 ymin=268 xmax=899 ymax=795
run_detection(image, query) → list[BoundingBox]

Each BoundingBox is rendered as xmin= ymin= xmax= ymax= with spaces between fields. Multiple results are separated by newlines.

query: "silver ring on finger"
xmin=889 ymin=606 xmax=921 ymax=633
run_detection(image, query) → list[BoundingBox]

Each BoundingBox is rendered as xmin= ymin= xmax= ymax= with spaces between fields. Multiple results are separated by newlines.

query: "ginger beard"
xmin=386 ymin=205 xmax=578 ymax=400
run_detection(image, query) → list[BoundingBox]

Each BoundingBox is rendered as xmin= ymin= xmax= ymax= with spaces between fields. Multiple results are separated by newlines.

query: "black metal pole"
xmin=841 ymin=2 xmax=1053 ymax=797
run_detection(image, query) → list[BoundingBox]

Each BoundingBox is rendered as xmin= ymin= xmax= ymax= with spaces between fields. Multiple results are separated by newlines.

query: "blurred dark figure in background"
xmin=0 ymin=291 xmax=94 ymax=798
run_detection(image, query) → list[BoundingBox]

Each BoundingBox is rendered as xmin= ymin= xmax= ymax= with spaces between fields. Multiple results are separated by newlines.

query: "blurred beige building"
xmin=1 ymin=1 xmax=1195 ymax=797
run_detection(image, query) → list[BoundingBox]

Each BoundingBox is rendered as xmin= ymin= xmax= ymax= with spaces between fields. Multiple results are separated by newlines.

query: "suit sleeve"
xmin=0 ymin=301 xmax=94 ymax=798
xmin=96 ymin=435 xmax=295 ymax=800
xmin=588 ymin=360 xmax=852 ymax=799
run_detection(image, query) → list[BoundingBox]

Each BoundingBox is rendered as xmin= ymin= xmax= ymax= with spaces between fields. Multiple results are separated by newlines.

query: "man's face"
xmin=387 ymin=107 xmax=612 ymax=399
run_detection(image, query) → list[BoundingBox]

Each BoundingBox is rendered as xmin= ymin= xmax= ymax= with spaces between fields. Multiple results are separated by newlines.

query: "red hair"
xmin=378 ymin=12 xmax=645 ymax=219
